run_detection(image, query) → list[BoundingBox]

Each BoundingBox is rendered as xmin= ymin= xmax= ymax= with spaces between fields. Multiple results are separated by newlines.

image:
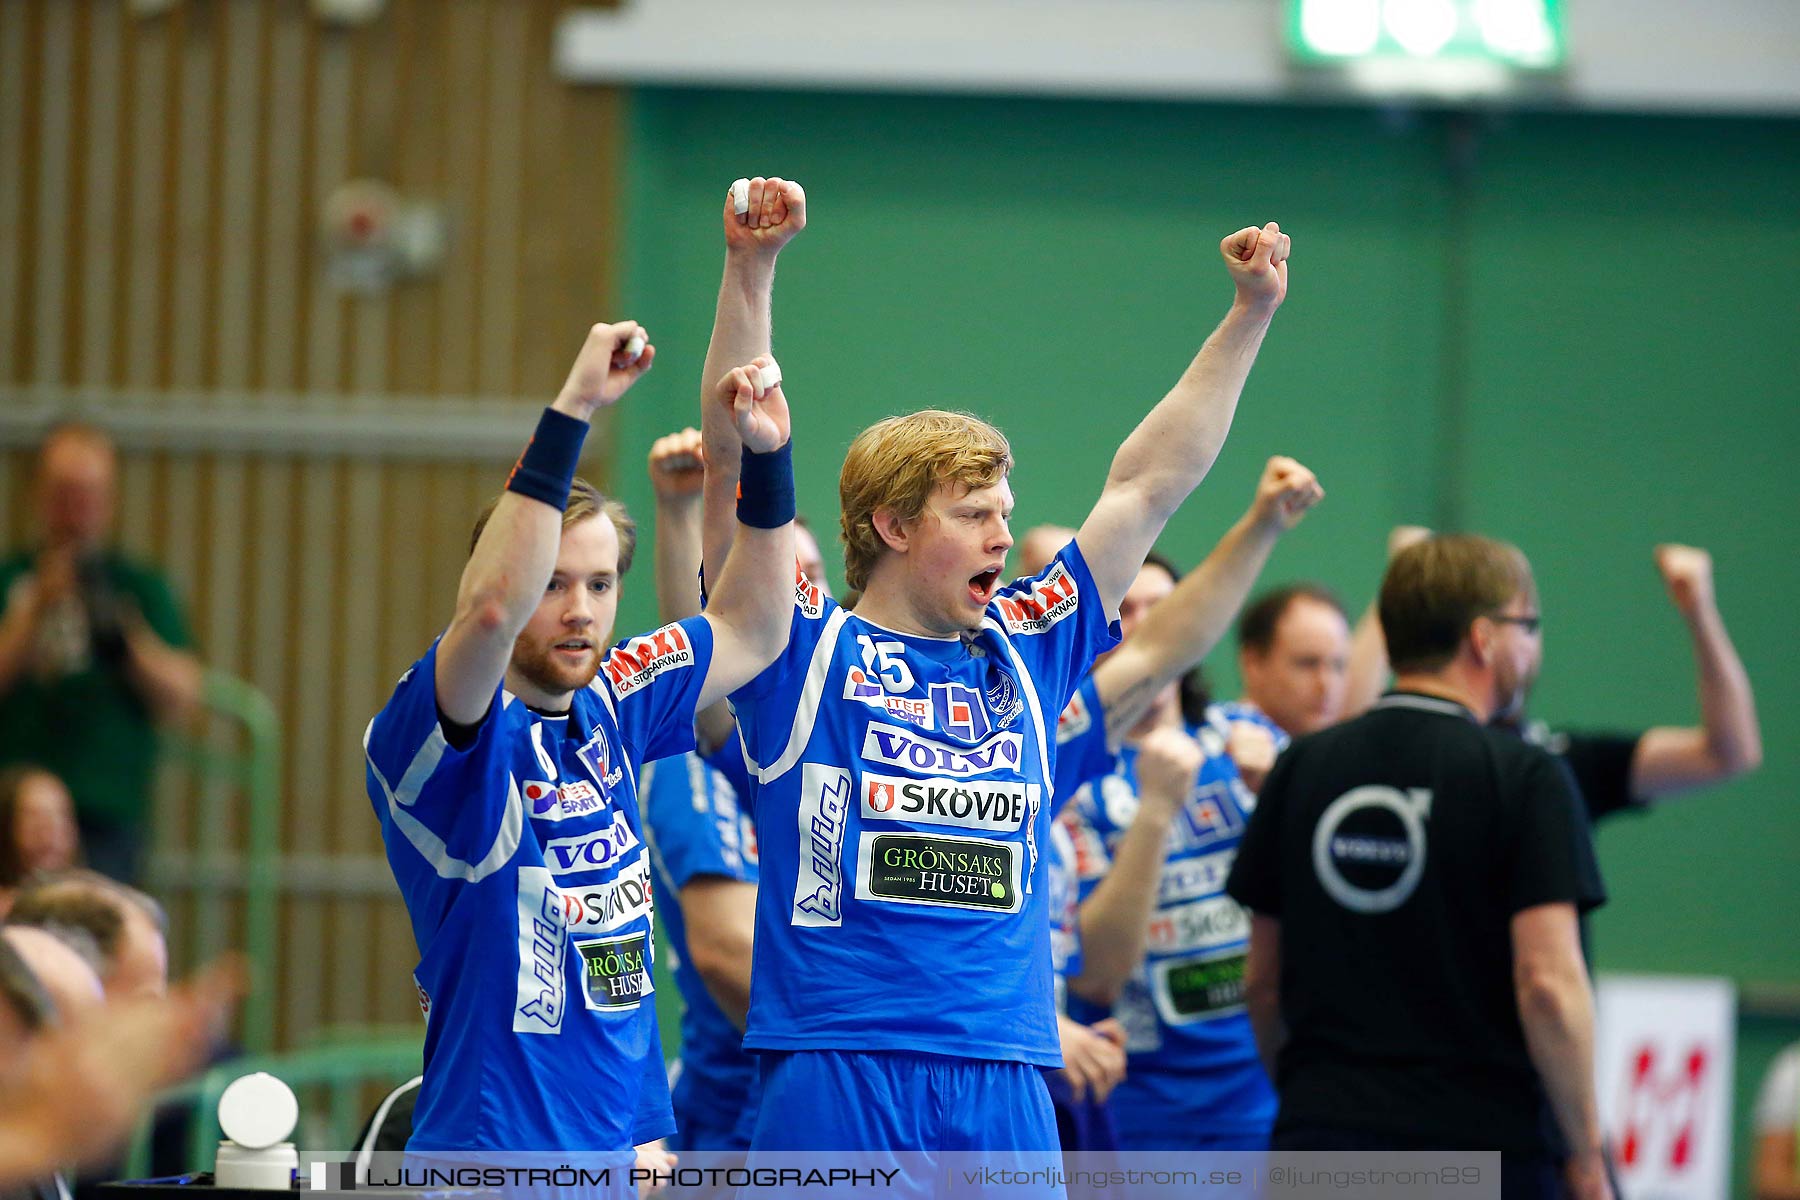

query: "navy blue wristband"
xmin=506 ymin=407 xmax=587 ymax=509
xmin=737 ymin=441 xmax=796 ymax=529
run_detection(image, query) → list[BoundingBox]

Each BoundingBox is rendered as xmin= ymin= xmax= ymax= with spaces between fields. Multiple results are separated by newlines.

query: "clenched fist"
xmin=648 ymin=428 xmax=706 ymax=502
xmin=1388 ymin=525 xmax=1432 ymax=560
xmin=1221 ymin=221 xmax=1290 ymax=313
xmin=1135 ymin=725 xmax=1203 ymax=814
xmin=555 ymin=320 xmax=655 ymax=416
xmin=1225 ymin=720 xmax=1278 ymax=794
xmin=1248 ymin=456 xmax=1324 ymax=534
xmin=714 ymin=355 xmax=791 ymax=455
xmin=1655 ymin=544 xmax=1715 ymax=618
xmin=725 ymin=176 xmax=807 ymax=258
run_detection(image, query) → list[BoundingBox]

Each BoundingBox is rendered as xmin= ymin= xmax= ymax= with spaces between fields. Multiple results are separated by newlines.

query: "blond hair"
xmin=468 ymin=477 xmax=638 ymax=576
xmin=838 ymin=410 xmax=1012 ymax=592
xmin=1379 ymin=534 xmax=1536 ymax=673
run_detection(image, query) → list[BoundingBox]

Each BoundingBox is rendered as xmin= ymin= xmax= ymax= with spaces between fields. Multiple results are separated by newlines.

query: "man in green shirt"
xmin=0 ymin=424 xmax=200 ymax=884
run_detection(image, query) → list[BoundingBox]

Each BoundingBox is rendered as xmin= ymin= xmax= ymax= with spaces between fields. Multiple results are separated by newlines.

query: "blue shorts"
xmin=669 ymin=1064 xmax=761 ymax=1154
xmin=1041 ymin=1070 xmax=1120 ymax=1153
xmin=744 ymin=1049 xmax=1063 ymax=1198
xmin=751 ymin=1049 xmax=1059 ymax=1152
xmin=1108 ymin=1067 xmax=1274 ymax=1152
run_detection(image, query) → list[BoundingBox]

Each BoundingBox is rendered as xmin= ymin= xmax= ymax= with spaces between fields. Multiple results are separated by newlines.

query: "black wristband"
xmin=737 ymin=441 xmax=796 ymax=529
xmin=506 ymin=408 xmax=587 ymax=509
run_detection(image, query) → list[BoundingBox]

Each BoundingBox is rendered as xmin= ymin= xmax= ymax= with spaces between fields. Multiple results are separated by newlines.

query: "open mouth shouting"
xmin=968 ymin=566 xmax=1004 ymax=607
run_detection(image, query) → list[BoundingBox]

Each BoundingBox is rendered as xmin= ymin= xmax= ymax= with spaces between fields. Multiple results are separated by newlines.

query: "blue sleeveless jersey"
xmin=731 ymin=544 xmax=1119 ymax=1066
xmin=641 ymin=748 xmax=760 ymax=1146
xmin=1064 ymin=700 xmax=1285 ymax=1133
xmin=365 ymin=617 xmax=713 ymax=1152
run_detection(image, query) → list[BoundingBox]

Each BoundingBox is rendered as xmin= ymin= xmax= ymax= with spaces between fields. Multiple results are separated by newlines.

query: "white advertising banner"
xmin=1595 ymin=974 xmax=1737 ymax=1200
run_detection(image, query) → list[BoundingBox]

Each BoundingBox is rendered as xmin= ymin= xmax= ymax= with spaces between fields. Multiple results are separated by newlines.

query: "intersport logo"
xmin=859 ymin=723 xmax=1023 ymax=779
xmin=859 ymin=771 xmax=1027 ymax=832
xmin=522 ymin=778 xmax=603 ymax=823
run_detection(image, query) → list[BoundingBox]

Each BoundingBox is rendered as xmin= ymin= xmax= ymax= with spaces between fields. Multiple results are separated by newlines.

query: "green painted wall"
xmin=610 ymin=89 xmax=1798 ymax=1187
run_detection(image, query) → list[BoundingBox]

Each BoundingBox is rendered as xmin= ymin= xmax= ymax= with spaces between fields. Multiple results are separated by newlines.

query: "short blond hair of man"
xmin=467 ymin=477 xmax=638 ymax=576
xmin=1379 ymin=533 xmax=1537 ymax=674
xmin=838 ymin=410 xmax=1012 ymax=593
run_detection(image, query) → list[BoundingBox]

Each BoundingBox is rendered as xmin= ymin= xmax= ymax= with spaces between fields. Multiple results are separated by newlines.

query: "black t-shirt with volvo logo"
xmin=1225 ymin=691 xmax=1606 ymax=1157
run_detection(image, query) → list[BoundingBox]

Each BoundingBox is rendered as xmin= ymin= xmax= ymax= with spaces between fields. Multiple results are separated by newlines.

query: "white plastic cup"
xmin=215 ymin=1139 xmax=298 ymax=1189
xmin=218 ymin=1071 xmax=299 ymax=1149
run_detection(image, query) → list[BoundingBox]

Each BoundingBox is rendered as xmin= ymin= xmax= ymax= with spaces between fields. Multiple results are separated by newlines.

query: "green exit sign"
xmin=1289 ymin=0 xmax=1565 ymax=70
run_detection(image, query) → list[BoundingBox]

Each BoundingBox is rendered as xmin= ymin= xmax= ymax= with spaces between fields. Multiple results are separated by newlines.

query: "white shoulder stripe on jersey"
xmin=981 ymin=618 xmax=1052 ymax=787
xmin=365 ymin=720 xmax=523 ymax=883
xmin=585 ymin=670 xmax=621 ymax=723
xmin=980 ymin=618 xmax=1052 ymax=894
xmin=529 ymin=721 xmax=556 ymax=779
xmin=582 ymin=647 xmax=642 ymax=798
xmin=751 ymin=608 xmax=850 ymax=785
xmin=684 ymin=751 xmax=711 ymax=814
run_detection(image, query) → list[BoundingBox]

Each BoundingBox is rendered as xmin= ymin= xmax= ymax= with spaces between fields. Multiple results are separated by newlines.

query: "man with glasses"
xmin=1226 ymin=534 xmax=1612 ymax=1200
xmin=1345 ymin=536 xmax=1762 ymax=821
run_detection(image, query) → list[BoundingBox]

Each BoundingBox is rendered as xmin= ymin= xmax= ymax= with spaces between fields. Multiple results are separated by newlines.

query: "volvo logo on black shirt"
xmin=1311 ymin=786 xmax=1432 ymax=914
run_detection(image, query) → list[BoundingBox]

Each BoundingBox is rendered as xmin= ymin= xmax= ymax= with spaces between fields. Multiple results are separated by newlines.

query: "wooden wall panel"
xmin=0 ymin=4 xmax=29 ymax=373
xmin=32 ymin=1 xmax=74 ymax=389
xmin=76 ymin=2 xmax=123 ymax=387
xmin=0 ymin=0 xmax=624 ymax=1049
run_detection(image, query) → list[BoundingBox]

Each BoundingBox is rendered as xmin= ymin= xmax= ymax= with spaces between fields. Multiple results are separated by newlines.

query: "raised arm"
xmin=1090 ymin=456 xmax=1323 ymax=745
xmin=693 ymin=358 xmax=797 ymax=711
xmin=648 ymin=429 xmax=738 ymax=755
xmin=700 ymin=177 xmax=806 ymax=588
xmin=650 ymin=428 xmax=708 ymax=628
xmin=1343 ymin=525 xmax=1432 ymax=719
xmin=436 ymin=321 xmax=653 ymax=723
xmin=1630 ymin=545 xmax=1763 ymax=799
xmin=1074 ymin=223 xmax=1290 ymax=612
xmin=1068 ymin=727 xmax=1200 ymax=1007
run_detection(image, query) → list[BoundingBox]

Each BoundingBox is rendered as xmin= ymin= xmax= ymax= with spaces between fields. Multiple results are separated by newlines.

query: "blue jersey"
xmin=365 ymin=618 xmax=714 ymax=1152
xmin=1064 ymin=700 xmax=1285 ymax=1133
xmin=641 ymin=748 xmax=760 ymax=1146
xmin=732 ymin=543 xmax=1119 ymax=1067
xmin=1047 ymin=816 xmax=1082 ymax=1014
xmin=1048 ymin=673 xmax=1113 ymax=1013
xmin=1051 ymin=675 xmax=1114 ymax=812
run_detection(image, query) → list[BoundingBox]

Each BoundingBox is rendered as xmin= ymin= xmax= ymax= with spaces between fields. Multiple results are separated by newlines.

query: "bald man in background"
xmin=2 ymin=925 xmax=104 ymax=1027
xmin=9 ymin=870 xmax=168 ymax=1000
xmin=0 ymin=938 xmax=240 ymax=1191
xmin=1018 ymin=524 xmax=1077 ymax=579
xmin=0 ymin=425 xmax=201 ymax=885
